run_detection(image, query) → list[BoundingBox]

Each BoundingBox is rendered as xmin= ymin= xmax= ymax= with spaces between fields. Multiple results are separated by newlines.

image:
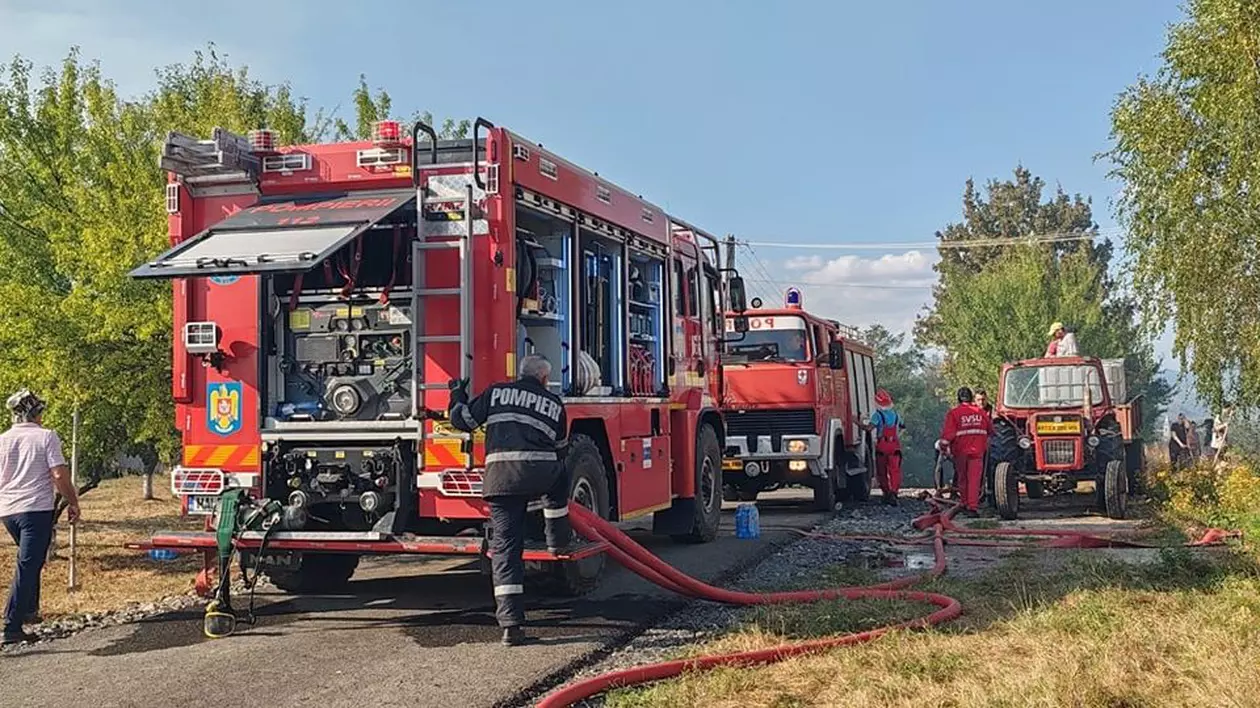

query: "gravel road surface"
xmin=0 ymin=489 xmax=829 ymax=708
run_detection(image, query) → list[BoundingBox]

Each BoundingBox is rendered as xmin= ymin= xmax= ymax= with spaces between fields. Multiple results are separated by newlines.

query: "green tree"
xmin=860 ymin=325 xmax=950 ymax=485
xmin=1107 ymin=0 xmax=1260 ymax=409
xmin=333 ymin=74 xmax=470 ymax=141
xmin=915 ymin=168 xmax=1170 ymax=436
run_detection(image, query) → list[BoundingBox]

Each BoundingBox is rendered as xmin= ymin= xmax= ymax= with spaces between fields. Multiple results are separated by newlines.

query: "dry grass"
xmin=607 ymin=548 xmax=1260 ymax=708
xmin=0 ymin=476 xmax=202 ymax=618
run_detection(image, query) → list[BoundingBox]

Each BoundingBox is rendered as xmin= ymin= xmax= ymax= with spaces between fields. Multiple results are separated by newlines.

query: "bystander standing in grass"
xmin=0 ymin=389 xmax=80 ymax=645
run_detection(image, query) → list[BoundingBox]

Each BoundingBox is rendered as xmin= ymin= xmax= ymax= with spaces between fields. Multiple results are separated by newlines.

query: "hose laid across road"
xmin=538 ymin=501 xmax=1237 ymax=708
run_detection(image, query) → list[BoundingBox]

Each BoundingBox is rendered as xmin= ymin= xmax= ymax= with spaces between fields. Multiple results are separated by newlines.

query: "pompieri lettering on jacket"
xmin=489 ymin=387 xmax=563 ymax=422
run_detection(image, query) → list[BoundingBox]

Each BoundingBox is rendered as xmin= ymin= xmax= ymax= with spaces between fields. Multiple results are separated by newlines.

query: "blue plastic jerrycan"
xmin=734 ymin=502 xmax=761 ymax=540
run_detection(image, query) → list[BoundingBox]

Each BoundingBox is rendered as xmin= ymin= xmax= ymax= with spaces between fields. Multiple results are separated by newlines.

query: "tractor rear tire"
xmin=1101 ymin=459 xmax=1128 ymax=520
xmin=672 ymin=424 xmax=723 ymax=544
xmin=1025 ymin=480 xmax=1046 ymax=499
xmin=267 ymin=553 xmax=360 ymax=594
xmin=547 ymin=434 xmax=610 ymax=596
xmin=994 ymin=461 xmax=1020 ymax=521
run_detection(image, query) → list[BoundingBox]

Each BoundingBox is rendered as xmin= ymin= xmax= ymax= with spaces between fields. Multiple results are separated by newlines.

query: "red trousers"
xmin=954 ymin=454 xmax=984 ymax=511
xmin=875 ymin=444 xmax=902 ymax=496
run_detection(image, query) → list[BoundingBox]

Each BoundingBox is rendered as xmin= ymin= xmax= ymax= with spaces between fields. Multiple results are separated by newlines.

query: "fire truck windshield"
xmin=723 ymin=315 xmax=810 ymax=363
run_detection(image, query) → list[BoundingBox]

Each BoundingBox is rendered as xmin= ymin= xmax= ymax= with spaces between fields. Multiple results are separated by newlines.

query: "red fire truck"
xmin=720 ymin=289 xmax=879 ymax=510
xmin=129 ymin=118 xmax=749 ymax=595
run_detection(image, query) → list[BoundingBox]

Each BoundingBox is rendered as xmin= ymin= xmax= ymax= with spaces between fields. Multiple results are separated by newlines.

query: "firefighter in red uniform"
xmin=937 ymin=387 xmax=994 ymax=515
xmin=861 ymin=389 xmax=904 ymax=506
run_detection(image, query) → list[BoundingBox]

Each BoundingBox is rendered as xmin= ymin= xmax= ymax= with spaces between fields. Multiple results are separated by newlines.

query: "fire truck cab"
xmin=720 ymin=289 xmax=878 ymax=510
xmin=129 ymin=118 xmax=747 ymax=595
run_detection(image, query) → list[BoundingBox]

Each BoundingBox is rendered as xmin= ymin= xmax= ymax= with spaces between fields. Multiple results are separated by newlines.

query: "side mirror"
xmin=731 ymin=315 xmax=750 ymax=334
xmin=829 ymin=348 xmax=842 ymax=369
xmin=728 ymin=276 xmax=748 ymax=313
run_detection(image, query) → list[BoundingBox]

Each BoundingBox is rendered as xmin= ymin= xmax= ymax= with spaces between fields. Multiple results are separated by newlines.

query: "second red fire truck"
xmin=130 ymin=117 xmax=750 ymax=595
xmin=720 ymin=290 xmax=879 ymax=510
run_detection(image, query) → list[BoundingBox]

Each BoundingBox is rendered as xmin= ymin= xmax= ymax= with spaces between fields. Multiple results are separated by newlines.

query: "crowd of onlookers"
xmin=1168 ymin=407 xmax=1232 ymax=469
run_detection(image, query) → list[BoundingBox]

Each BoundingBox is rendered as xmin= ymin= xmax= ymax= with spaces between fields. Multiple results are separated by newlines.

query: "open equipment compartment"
xmin=575 ymin=223 xmax=625 ymax=396
xmin=515 ymin=204 xmax=572 ymax=394
xmin=628 ymin=247 xmax=666 ymax=396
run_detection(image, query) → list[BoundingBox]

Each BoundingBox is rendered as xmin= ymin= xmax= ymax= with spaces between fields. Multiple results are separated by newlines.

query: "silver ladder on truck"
xmin=410 ymin=125 xmax=481 ymax=471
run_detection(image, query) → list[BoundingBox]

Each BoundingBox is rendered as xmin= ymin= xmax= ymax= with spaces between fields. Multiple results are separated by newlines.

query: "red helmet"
xmin=875 ymin=389 xmax=893 ymax=407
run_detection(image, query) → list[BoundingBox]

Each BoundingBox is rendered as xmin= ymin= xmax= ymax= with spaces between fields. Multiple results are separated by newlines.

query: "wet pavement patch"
xmin=88 ymin=602 xmax=306 ymax=656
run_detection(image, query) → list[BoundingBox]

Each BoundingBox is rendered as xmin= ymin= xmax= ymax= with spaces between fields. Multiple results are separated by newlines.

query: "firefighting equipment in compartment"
xmin=572 ymin=351 xmax=601 ymax=396
xmin=203 ymin=489 xmax=284 ymax=639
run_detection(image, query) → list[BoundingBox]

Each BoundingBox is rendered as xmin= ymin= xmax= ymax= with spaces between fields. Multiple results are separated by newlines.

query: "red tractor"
xmin=989 ymin=356 xmax=1143 ymax=520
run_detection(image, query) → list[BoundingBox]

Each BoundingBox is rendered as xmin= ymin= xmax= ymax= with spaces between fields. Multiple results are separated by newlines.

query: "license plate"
xmin=1036 ymin=421 xmax=1080 ymax=434
xmin=185 ymin=495 xmax=220 ymax=515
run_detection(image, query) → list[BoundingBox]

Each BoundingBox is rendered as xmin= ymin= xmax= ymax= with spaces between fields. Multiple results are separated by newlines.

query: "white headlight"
xmin=1087 ymin=435 xmax=1101 ymax=448
xmin=1018 ymin=436 xmax=1033 ymax=449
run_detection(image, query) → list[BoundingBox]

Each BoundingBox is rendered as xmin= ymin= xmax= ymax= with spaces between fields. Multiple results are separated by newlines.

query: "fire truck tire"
xmin=1101 ymin=459 xmax=1128 ymax=520
xmin=1025 ymin=480 xmax=1046 ymax=499
xmin=266 ymin=553 xmax=360 ymax=594
xmin=844 ymin=445 xmax=873 ymax=503
xmin=548 ymin=434 xmax=610 ymax=596
xmin=812 ymin=467 xmax=837 ymax=512
xmin=994 ymin=462 xmax=1020 ymax=520
xmin=672 ymin=425 xmax=722 ymax=544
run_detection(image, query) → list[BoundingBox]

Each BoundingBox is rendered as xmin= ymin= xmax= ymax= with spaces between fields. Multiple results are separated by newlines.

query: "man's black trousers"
xmin=485 ymin=470 xmax=572 ymax=628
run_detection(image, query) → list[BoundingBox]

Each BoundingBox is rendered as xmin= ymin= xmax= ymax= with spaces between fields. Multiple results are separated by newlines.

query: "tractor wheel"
xmin=672 ymin=424 xmax=722 ymax=544
xmin=993 ymin=461 xmax=1020 ymax=521
xmin=990 ymin=418 xmax=1021 ymax=464
xmin=1101 ymin=459 xmax=1128 ymax=520
xmin=1125 ymin=442 xmax=1145 ymax=495
xmin=1025 ymin=480 xmax=1046 ymax=499
xmin=548 ymin=434 xmax=610 ymax=596
xmin=267 ymin=553 xmax=360 ymax=594
xmin=1093 ymin=419 xmax=1125 ymax=512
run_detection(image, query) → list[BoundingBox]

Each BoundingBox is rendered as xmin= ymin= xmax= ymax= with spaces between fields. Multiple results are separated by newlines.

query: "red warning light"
xmin=372 ymin=120 xmax=402 ymax=145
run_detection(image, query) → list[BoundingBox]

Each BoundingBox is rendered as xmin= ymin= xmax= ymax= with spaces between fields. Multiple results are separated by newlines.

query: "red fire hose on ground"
xmin=537 ymin=502 xmax=1236 ymax=708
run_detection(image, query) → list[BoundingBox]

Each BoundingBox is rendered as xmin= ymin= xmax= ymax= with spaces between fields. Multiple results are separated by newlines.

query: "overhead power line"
xmin=739 ymin=228 xmax=1121 ymax=251
xmin=743 ymin=278 xmax=932 ymax=292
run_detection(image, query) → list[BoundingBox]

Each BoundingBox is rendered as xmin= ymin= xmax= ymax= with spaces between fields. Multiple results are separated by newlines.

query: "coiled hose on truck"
xmin=539 ymin=501 xmax=1236 ymax=708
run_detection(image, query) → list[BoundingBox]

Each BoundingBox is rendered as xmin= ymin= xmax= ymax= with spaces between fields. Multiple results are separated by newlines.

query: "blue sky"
xmin=1 ymin=0 xmax=1185 ymax=357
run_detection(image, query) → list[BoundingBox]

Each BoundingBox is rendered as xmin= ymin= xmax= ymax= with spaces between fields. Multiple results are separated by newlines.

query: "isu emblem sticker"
xmin=207 ymin=382 xmax=243 ymax=437
xmin=797 ymin=370 xmax=809 ymax=386
xmin=209 ymin=275 xmax=240 ymax=286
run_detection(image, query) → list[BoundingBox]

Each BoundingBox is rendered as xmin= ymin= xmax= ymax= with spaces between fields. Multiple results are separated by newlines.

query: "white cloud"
xmin=748 ymin=250 xmax=938 ymax=336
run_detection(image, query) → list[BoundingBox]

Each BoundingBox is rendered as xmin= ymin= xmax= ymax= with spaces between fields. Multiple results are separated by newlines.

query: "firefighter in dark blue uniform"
xmin=448 ymin=354 xmax=572 ymax=646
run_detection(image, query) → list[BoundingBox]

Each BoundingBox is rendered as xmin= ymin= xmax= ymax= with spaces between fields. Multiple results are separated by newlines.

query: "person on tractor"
xmin=861 ymin=389 xmax=904 ymax=506
xmin=974 ymin=388 xmax=993 ymax=417
xmin=936 ymin=387 xmax=994 ymax=516
xmin=1045 ymin=322 xmax=1078 ymax=357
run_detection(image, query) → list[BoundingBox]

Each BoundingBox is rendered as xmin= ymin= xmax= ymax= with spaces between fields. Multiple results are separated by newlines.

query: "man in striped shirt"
xmin=0 ymin=389 xmax=80 ymax=645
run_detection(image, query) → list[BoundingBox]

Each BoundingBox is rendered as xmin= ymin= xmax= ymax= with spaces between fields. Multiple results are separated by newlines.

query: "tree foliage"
xmin=915 ymin=168 xmax=1170 ymax=436
xmin=0 ymin=45 xmax=460 ymax=485
xmin=1107 ymin=0 xmax=1260 ymax=408
xmin=333 ymin=75 xmax=470 ymax=141
xmin=860 ymin=325 xmax=950 ymax=485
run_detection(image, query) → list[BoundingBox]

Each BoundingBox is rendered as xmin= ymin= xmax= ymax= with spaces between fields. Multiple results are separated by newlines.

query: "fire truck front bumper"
xmin=722 ymin=435 xmax=824 ymax=478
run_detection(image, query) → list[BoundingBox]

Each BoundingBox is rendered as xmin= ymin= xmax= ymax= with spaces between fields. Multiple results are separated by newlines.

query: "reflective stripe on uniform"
xmin=954 ymin=429 xmax=987 ymax=436
xmin=543 ymin=506 xmax=569 ymax=519
xmin=453 ymin=403 xmax=478 ymax=430
xmin=555 ymin=436 xmax=569 ymax=449
xmin=486 ymin=412 xmax=556 ymax=439
xmin=494 ymin=584 xmax=524 ymax=597
xmin=485 ymin=451 xmax=557 ymax=464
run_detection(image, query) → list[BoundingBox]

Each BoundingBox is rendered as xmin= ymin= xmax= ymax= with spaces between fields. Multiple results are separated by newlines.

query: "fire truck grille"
xmin=1041 ymin=439 xmax=1077 ymax=466
xmin=725 ymin=409 xmax=817 ymax=450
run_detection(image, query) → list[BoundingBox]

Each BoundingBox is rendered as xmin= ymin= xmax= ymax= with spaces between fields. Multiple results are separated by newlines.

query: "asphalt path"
xmin=0 ymin=489 xmax=829 ymax=708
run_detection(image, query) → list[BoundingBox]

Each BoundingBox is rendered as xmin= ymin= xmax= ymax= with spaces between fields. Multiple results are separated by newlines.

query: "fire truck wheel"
xmin=812 ymin=467 xmax=837 ymax=512
xmin=266 ymin=553 xmax=360 ymax=594
xmin=844 ymin=448 xmax=872 ymax=504
xmin=1101 ymin=459 xmax=1128 ymax=520
xmin=672 ymin=424 xmax=722 ymax=544
xmin=994 ymin=462 xmax=1020 ymax=521
xmin=547 ymin=434 xmax=610 ymax=596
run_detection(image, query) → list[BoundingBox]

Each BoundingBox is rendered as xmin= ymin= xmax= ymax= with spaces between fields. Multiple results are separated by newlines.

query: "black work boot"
xmin=2 ymin=631 xmax=38 ymax=646
xmin=502 ymin=626 xmax=528 ymax=646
